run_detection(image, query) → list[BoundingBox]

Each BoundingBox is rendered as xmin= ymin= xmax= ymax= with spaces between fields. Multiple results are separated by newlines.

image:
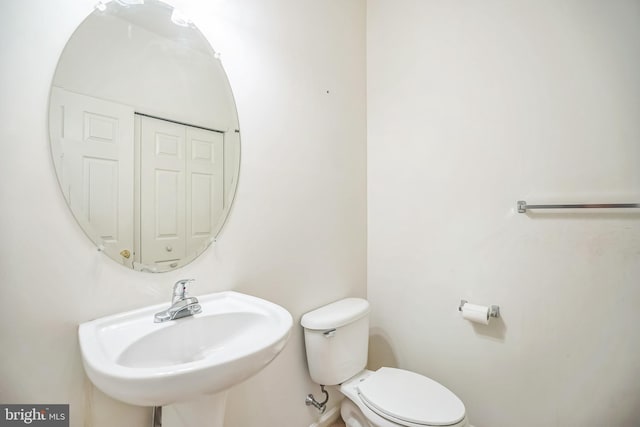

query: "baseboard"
xmin=308 ymin=404 xmax=341 ymax=427
xmin=308 ymin=404 xmax=473 ymax=427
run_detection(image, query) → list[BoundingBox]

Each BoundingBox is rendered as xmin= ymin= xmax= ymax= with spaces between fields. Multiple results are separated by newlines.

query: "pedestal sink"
xmin=78 ymin=291 xmax=293 ymax=426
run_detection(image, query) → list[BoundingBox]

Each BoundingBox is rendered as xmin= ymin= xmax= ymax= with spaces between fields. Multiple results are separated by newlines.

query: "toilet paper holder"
xmin=458 ymin=300 xmax=500 ymax=318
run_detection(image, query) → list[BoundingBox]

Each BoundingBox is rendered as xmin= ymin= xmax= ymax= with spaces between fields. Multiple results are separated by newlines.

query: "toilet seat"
xmin=356 ymin=368 xmax=466 ymax=427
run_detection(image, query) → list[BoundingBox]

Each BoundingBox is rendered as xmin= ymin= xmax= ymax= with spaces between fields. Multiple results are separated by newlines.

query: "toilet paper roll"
xmin=461 ymin=303 xmax=490 ymax=325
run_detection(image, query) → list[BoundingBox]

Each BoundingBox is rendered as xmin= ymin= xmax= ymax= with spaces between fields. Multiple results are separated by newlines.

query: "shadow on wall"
xmin=523 ymin=211 xmax=640 ymax=221
xmin=369 ymin=313 xmax=508 ymax=369
xmin=470 ymin=315 xmax=507 ymax=342
xmin=368 ymin=328 xmax=398 ymax=370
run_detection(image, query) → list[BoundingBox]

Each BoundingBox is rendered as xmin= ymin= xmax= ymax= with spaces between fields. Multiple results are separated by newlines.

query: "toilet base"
xmin=339 ymin=370 xmax=408 ymax=427
xmin=341 ymin=398 xmax=373 ymax=427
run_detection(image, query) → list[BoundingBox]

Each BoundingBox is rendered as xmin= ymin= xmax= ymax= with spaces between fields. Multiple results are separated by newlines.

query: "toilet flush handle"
xmin=323 ymin=329 xmax=336 ymax=338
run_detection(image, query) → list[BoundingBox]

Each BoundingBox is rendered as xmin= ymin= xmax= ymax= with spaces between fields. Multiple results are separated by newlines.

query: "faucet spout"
xmin=172 ymin=279 xmax=195 ymax=304
xmin=154 ymin=279 xmax=201 ymax=323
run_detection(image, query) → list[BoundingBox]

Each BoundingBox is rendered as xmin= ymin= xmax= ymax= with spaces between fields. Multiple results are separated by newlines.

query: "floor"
xmin=329 ymin=421 xmax=346 ymax=427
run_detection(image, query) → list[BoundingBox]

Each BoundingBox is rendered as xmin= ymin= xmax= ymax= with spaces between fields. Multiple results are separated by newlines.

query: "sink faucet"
xmin=154 ymin=279 xmax=202 ymax=323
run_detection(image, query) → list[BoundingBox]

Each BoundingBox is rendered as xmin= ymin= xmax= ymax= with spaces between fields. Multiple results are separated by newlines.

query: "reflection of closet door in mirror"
xmin=50 ymin=87 xmax=134 ymax=265
xmin=137 ymin=115 xmax=223 ymax=269
xmin=186 ymin=126 xmax=224 ymax=257
xmin=49 ymin=0 xmax=241 ymax=272
xmin=139 ymin=116 xmax=186 ymax=269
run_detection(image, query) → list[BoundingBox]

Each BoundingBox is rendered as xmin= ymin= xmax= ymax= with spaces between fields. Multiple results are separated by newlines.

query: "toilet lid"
xmin=357 ymin=368 xmax=465 ymax=426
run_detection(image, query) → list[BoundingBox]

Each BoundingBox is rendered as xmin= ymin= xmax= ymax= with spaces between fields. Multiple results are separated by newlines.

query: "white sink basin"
xmin=79 ymin=291 xmax=293 ymax=407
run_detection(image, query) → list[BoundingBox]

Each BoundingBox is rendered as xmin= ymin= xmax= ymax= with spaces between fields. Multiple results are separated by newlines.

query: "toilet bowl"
xmin=301 ymin=298 xmax=469 ymax=427
xmin=340 ymin=370 xmax=468 ymax=427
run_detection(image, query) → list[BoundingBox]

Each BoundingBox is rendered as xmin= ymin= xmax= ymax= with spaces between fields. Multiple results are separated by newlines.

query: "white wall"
xmin=0 ymin=1 xmax=366 ymax=427
xmin=367 ymin=1 xmax=640 ymax=426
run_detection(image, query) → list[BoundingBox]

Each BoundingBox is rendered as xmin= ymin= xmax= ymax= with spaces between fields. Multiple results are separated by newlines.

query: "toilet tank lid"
xmin=301 ymin=298 xmax=370 ymax=330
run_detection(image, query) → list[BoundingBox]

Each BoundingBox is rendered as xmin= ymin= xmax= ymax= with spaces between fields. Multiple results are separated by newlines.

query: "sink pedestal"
xmin=161 ymin=392 xmax=228 ymax=427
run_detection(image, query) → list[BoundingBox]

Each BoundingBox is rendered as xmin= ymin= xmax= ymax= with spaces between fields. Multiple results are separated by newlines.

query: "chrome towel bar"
xmin=517 ymin=200 xmax=640 ymax=213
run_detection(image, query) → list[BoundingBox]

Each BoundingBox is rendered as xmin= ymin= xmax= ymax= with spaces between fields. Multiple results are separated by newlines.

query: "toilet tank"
xmin=301 ymin=298 xmax=370 ymax=385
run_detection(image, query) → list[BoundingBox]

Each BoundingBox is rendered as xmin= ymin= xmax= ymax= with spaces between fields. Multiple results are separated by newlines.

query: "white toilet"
xmin=301 ymin=298 xmax=469 ymax=427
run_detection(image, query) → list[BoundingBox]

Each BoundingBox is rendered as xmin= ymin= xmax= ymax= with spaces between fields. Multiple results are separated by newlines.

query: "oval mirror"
xmin=49 ymin=0 xmax=240 ymax=272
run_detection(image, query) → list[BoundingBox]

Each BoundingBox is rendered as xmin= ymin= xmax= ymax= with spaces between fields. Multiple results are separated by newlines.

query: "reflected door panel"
xmin=139 ymin=116 xmax=186 ymax=267
xmin=138 ymin=116 xmax=224 ymax=269
xmin=49 ymin=87 xmax=134 ymax=264
xmin=186 ymin=127 xmax=224 ymax=256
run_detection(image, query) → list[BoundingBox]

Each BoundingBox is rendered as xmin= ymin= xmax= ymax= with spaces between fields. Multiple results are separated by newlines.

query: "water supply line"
xmin=305 ymin=385 xmax=329 ymax=413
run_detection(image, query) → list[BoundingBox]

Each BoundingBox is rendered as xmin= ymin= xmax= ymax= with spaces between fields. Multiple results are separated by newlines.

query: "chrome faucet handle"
xmin=172 ymin=279 xmax=195 ymax=304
